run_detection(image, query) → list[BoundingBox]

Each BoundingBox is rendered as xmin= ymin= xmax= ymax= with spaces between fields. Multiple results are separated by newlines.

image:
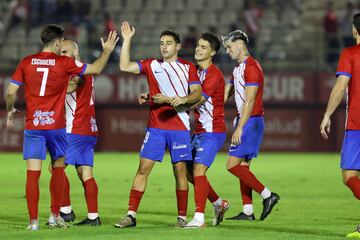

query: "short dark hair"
xmin=160 ymin=30 xmax=181 ymax=44
xmin=40 ymin=24 xmax=65 ymax=45
xmin=222 ymin=30 xmax=249 ymax=45
xmin=353 ymin=13 xmax=360 ymax=35
xmin=201 ymin=32 xmax=221 ymax=52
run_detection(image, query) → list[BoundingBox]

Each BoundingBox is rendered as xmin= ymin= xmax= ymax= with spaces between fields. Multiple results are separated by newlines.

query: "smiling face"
xmin=160 ymin=35 xmax=180 ymax=61
xmin=195 ymin=38 xmax=215 ymax=62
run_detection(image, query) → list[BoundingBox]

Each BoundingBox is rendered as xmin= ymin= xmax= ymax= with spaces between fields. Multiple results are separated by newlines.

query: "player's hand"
xmin=6 ymin=108 xmax=20 ymax=128
xmin=138 ymin=93 xmax=149 ymax=105
xmin=170 ymin=96 xmax=187 ymax=107
xmin=152 ymin=93 xmax=170 ymax=104
xmin=320 ymin=115 xmax=331 ymax=140
xmin=121 ymin=21 xmax=135 ymax=40
xmin=100 ymin=30 xmax=119 ymax=53
xmin=231 ymin=127 xmax=243 ymax=146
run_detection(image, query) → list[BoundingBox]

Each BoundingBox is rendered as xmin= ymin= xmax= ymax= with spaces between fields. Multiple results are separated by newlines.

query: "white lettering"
xmin=118 ymin=77 xmax=148 ymax=101
xmin=265 ymin=117 xmax=302 ymax=135
xmin=31 ymin=58 xmax=56 ymax=66
xmin=264 ymin=76 xmax=304 ymax=101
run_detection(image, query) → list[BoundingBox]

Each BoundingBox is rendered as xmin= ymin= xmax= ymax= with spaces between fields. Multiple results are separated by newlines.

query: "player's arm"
xmin=231 ymin=86 xmax=258 ymax=145
xmin=320 ymin=75 xmax=349 ymax=140
xmin=119 ymin=21 xmax=140 ymax=74
xmin=83 ymin=31 xmax=119 ymax=75
xmin=6 ymin=82 xmax=20 ymax=128
xmin=67 ymin=76 xmax=84 ymax=93
xmin=224 ymin=81 xmax=234 ymax=102
xmin=170 ymin=84 xmax=202 ymax=108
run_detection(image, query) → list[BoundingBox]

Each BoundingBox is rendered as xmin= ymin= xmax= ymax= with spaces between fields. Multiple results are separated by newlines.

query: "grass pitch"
xmin=0 ymin=152 xmax=358 ymax=240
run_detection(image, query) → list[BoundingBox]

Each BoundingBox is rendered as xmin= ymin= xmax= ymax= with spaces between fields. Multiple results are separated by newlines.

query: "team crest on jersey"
xmin=33 ymin=110 xmax=55 ymax=126
xmin=75 ymin=60 xmax=83 ymax=67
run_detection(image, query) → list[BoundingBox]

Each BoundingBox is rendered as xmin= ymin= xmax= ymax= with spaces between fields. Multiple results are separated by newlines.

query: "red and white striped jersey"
xmin=65 ymin=75 xmax=98 ymax=136
xmin=137 ymin=58 xmax=200 ymax=130
xmin=194 ymin=64 xmax=226 ymax=134
xmin=231 ymin=56 xmax=264 ymax=117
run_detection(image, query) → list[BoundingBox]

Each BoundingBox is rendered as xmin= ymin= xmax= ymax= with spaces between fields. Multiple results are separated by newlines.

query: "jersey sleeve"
xmin=188 ymin=63 xmax=201 ymax=85
xmin=244 ymin=63 xmax=262 ymax=86
xmin=336 ymin=49 xmax=352 ymax=78
xmin=202 ymin=70 xmax=223 ymax=99
xmin=136 ymin=59 xmax=152 ymax=75
xmin=63 ymin=56 xmax=87 ymax=76
xmin=11 ymin=60 xmax=24 ymax=86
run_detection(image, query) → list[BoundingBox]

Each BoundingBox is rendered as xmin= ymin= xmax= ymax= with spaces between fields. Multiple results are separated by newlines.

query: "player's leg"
xmin=75 ymin=165 xmax=101 ymax=226
xmin=341 ymin=130 xmax=360 ymax=199
xmin=115 ymin=128 xmax=165 ymax=228
xmin=168 ymin=129 xmax=192 ymax=227
xmin=227 ymin=116 xmax=279 ymax=221
xmin=46 ymin=128 xmax=69 ymax=228
xmin=23 ymin=129 xmax=47 ymax=230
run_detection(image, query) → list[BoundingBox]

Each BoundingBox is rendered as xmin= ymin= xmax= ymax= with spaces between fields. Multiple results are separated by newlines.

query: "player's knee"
xmin=137 ymin=166 xmax=151 ymax=176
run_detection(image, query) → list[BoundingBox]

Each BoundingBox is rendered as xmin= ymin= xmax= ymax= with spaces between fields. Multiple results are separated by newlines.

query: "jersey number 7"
xmin=37 ymin=67 xmax=49 ymax=96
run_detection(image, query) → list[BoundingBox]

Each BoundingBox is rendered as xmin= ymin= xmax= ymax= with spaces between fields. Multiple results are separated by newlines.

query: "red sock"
xmin=228 ymin=164 xmax=265 ymax=193
xmin=207 ymin=182 xmax=220 ymax=203
xmin=84 ymin=178 xmax=98 ymax=213
xmin=128 ymin=188 xmax=144 ymax=212
xmin=194 ymin=176 xmax=209 ymax=213
xmin=346 ymin=176 xmax=360 ymax=200
xmin=240 ymin=166 xmax=253 ymax=204
xmin=176 ymin=189 xmax=188 ymax=217
xmin=26 ymin=170 xmax=41 ymax=221
xmin=50 ymin=167 xmax=65 ymax=215
xmin=61 ymin=173 xmax=71 ymax=207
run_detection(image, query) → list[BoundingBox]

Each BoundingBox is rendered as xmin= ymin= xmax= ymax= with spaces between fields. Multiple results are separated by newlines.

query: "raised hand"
xmin=121 ymin=21 xmax=135 ymax=40
xmin=101 ymin=30 xmax=119 ymax=53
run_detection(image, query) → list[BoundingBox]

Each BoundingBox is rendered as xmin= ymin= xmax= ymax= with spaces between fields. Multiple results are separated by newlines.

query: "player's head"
xmin=40 ymin=24 xmax=65 ymax=55
xmin=352 ymin=13 xmax=360 ymax=41
xmin=195 ymin=32 xmax=220 ymax=62
xmin=160 ymin=30 xmax=181 ymax=60
xmin=61 ymin=40 xmax=80 ymax=60
xmin=222 ymin=30 xmax=249 ymax=60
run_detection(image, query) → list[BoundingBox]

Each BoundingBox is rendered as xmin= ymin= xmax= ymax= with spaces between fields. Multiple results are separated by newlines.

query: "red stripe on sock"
xmin=176 ymin=189 xmax=188 ymax=216
xmin=50 ymin=167 xmax=65 ymax=215
xmin=346 ymin=176 xmax=360 ymax=200
xmin=194 ymin=176 xmax=209 ymax=213
xmin=128 ymin=188 xmax=144 ymax=212
xmin=61 ymin=173 xmax=71 ymax=207
xmin=84 ymin=178 xmax=98 ymax=213
xmin=26 ymin=170 xmax=41 ymax=221
xmin=240 ymin=165 xmax=253 ymax=204
xmin=207 ymin=182 xmax=220 ymax=203
xmin=228 ymin=164 xmax=265 ymax=193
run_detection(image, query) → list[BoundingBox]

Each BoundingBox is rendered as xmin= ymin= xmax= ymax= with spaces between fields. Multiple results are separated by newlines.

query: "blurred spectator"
xmin=181 ymin=26 xmax=198 ymax=60
xmin=1 ymin=0 xmax=30 ymax=46
xmin=104 ymin=12 xmax=116 ymax=36
xmin=243 ymin=0 xmax=262 ymax=53
xmin=323 ymin=1 xmax=339 ymax=70
xmin=339 ymin=1 xmax=358 ymax=47
xmin=54 ymin=0 xmax=73 ymax=24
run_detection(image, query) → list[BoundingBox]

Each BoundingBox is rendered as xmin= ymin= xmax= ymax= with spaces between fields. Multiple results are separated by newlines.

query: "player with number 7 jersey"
xmin=5 ymin=24 xmax=119 ymax=230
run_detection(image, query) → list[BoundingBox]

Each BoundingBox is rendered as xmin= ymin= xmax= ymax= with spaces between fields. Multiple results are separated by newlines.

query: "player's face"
xmin=195 ymin=38 xmax=214 ymax=61
xmin=224 ymin=40 xmax=241 ymax=60
xmin=60 ymin=44 xmax=75 ymax=58
xmin=352 ymin=24 xmax=358 ymax=40
xmin=54 ymin=38 xmax=64 ymax=55
xmin=160 ymin=35 xmax=180 ymax=60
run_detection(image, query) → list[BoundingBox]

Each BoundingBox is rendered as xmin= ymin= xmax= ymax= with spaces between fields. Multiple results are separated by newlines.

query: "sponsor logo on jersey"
xmin=33 ymin=110 xmax=55 ymax=126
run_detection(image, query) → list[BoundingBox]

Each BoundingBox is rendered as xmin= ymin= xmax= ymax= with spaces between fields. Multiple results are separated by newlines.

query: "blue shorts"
xmin=341 ymin=130 xmax=360 ymax=170
xmin=65 ymin=134 xmax=97 ymax=167
xmin=140 ymin=128 xmax=192 ymax=163
xmin=23 ymin=128 xmax=67 ymax=161
xmin=191 ymin=132 xmax=226 ymax=168
xmin=228 ymin=116 xmax=264 ymax=160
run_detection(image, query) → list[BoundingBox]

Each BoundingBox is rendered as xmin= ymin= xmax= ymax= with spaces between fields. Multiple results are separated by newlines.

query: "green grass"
xmin=0 ymin=152 xmax=358 ymax=239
